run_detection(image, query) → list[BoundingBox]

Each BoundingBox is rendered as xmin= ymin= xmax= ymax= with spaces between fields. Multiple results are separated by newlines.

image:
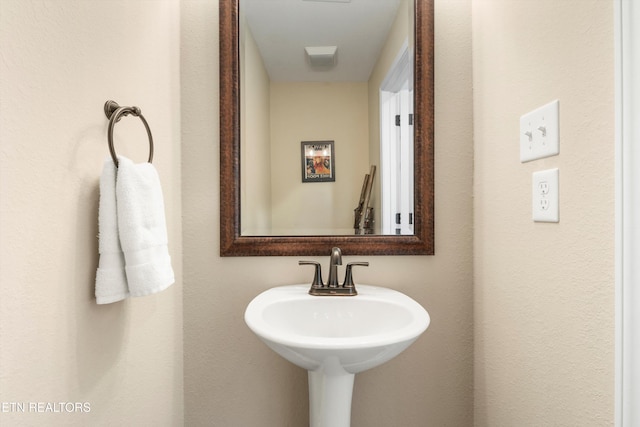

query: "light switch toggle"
xmin=537 ymin=125 xmax=547 ymax=137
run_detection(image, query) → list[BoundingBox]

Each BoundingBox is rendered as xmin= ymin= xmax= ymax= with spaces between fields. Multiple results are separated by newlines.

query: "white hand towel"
xmin=116 ymin=156 xmax=175 ymax=297
xmin=95 ymin=159 xmax=129 ymax=304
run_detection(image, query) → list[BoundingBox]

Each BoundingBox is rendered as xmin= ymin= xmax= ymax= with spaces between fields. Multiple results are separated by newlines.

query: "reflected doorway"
xmin=380 ymin=41 xmax=414 ymax=235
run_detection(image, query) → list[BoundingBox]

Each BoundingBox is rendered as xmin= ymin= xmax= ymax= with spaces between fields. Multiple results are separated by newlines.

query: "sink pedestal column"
xmin=308 ymin=370 xmax=355 ymax=427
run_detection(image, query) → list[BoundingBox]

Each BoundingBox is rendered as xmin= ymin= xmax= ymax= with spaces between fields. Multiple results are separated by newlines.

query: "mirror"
xmin=220 ymin=0 xmax=434 ymax=256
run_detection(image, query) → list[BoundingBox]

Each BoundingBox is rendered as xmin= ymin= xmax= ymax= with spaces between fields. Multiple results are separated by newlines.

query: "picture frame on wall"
xmin=301 ymin=140 xmax=335 ymax=183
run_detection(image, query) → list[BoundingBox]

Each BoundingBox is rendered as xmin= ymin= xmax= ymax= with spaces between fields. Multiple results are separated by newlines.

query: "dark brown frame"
xmin=219 ymin=0 xmax=434 ymax=256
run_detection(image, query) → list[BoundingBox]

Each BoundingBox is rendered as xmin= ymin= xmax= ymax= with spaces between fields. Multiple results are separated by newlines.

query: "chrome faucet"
xmin=327 ymin=247 xmax=342 ymax=288
xmin=299 ymin=247 xmax=368 ymax=296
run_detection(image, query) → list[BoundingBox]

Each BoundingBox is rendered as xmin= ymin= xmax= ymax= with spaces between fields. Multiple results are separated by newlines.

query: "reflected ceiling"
xmin=242 ymin=0 xmax=402 ymax=82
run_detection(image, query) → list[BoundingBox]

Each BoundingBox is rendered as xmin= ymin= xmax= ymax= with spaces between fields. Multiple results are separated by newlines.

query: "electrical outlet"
xmin=532 ymin=168 xmax=559 ymax=222
xmin=520 ymin=100 xmax=559 ymax=162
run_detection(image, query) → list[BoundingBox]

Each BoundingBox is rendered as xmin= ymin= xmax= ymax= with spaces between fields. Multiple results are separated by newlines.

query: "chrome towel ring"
xmin=104 ymin=100 xmax=154 ymax=167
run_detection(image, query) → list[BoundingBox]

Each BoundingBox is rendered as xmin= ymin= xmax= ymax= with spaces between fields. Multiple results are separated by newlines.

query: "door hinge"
xmin=409 ymin=114 xmax=413 ymax=125
xmin=395 ymin=115 xmax=401 ymax=126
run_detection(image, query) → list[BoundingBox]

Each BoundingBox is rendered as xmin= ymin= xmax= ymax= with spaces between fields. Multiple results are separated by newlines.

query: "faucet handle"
xmin=342 ymin=262 xmax=369 ymax=290
xmin=299 ymin=261 xmax=324 ymax=290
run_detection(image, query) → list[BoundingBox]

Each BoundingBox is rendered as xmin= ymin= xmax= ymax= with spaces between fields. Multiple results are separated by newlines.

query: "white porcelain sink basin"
xmin=245 ymin=284 xmax=430 ymax=427
xmin=245 ymin=284 xmax=430 ymax=373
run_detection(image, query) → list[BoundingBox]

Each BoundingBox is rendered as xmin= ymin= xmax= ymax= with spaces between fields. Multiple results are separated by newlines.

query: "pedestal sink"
xmin=244 ymin=284 xmax=430 ymax=427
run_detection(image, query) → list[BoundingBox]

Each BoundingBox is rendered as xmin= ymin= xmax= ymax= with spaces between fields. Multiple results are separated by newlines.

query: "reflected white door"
xmin=380 ymin=41 xmax=414 ymax=235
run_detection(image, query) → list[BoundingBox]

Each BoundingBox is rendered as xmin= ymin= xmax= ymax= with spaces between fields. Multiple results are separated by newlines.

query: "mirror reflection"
xmin=240 ymin=0 xmax=415 ymax=236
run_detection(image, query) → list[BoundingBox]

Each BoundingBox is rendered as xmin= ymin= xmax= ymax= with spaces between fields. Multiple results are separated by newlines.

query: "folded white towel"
xmin=95 ymin=159 xmax=129 ymax=304
xmin=115 ymin=156 xmax=175 ymax=298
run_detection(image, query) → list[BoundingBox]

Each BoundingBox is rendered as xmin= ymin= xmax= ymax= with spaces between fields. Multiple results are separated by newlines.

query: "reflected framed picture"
xmin=301 ymin=140 xmax=335 ymax=183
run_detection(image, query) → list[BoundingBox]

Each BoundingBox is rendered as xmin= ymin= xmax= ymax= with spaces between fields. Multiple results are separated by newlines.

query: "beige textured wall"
xmin=472 ymin=0 xmax=615 ymax=425
xmin=0 ymin=1 xmax=183 ymax=426
xmin=270 ymin=82 xmax=369 ymax=234
xmin=182 ymin=0 xmax=473 ymax=425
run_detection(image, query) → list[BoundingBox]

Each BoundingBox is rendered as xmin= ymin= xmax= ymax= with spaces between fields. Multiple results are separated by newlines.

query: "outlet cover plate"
xmin=520 ymin=100 xmax=559 ymax=162
xmin=532 ymin=168 xmax=559 ymax=222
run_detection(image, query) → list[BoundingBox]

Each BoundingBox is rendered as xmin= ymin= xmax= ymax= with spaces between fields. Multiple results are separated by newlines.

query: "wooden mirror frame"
xmin=220 ymin=0 xmax=434 ymax=256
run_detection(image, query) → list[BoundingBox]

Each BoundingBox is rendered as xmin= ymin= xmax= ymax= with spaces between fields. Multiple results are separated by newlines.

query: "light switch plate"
xmin=520 ymin=100 xmax=559 ymax=162
xmin=532 ymin=168 xmax=559 ymax=222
